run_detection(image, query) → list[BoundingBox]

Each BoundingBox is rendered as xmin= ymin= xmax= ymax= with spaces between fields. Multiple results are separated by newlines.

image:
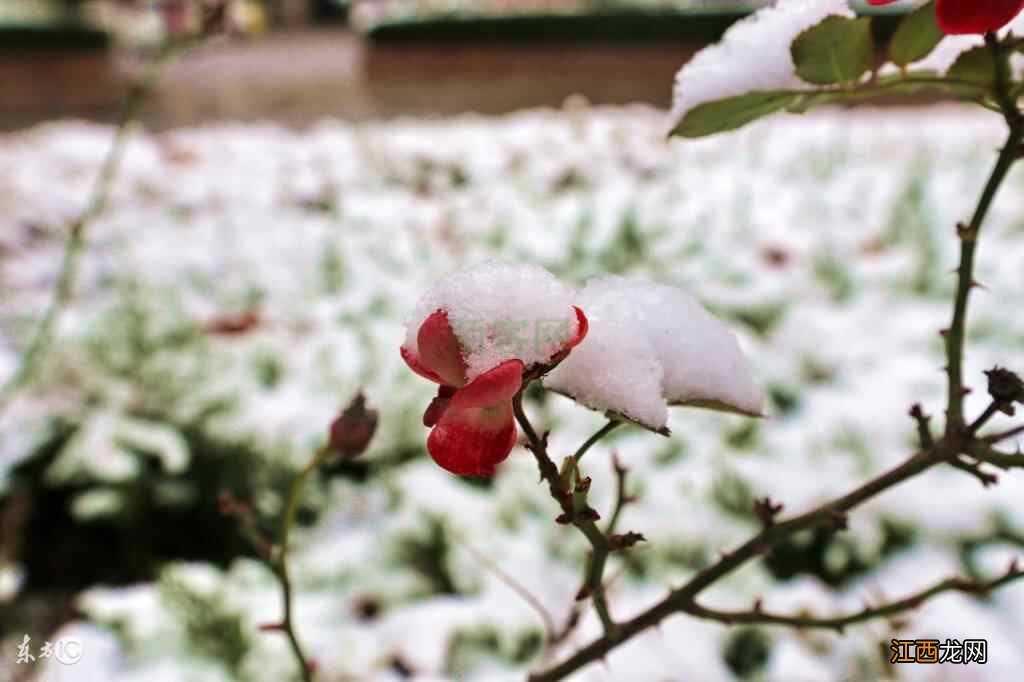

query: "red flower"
xmin=401 ymin=307 xmax=588 ymax=477
xmin=868 ymin=0 xmax=1024 ymax=35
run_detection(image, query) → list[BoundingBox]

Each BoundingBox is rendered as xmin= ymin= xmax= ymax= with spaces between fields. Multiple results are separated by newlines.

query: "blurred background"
xmin=1 ymin=0 xmax=841 ymax=131
xmin=4 ymin=1 xmax=1024 ymax=681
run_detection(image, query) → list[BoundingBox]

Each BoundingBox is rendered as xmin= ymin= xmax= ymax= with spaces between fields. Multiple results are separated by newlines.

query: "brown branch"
xmin=513 ymin=392 xmax=618 ymax=637
xmin=528 ymin=442 xmax=965 ymax=682
xmin=967 ymin=441 xmax=1024 ymax=471
xmin=686 ymin=562 xmax=1024 ymax=632
xmin=945 ymin=40 xmax=1023 ymax=431
xmin=983 ymin=424 xmax=1024 ymax=444
xmin=948 ymin=455 xmax=1000 ymax=487
xmin=604 ymin=453 xmax=635 ymax=537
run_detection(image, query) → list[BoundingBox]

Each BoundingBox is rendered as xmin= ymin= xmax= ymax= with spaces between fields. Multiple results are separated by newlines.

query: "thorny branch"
xmin=527 ymin=32 xmax=1024 ymax=682
xmin=513 ymin=393 xmax=620 ymax=637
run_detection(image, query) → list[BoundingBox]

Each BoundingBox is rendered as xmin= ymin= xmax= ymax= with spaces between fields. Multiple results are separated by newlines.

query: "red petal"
xmin=417 ymin=310 xmax=468 ymax=387
xmin=451 ymin=359 xmax=524 ymax=410
xmin=427 ymin=404 xmax=517 ymax=477
xmin=566 ymin=306 xmax=589 ymax=350
xmin=865 ymin=0 xmax=899 ymax=4
xmin=936 ymin=0 xmax=1024 ymax=34
xmin=401 ymin=346 xmax=445 ymax=384
xmin=425 ymin=360 xmax=524 ymax=477
xmin=422 ymin=385 xmax=457 ymax=427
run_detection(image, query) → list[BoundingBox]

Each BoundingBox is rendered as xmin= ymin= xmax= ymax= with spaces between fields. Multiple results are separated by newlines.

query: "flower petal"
xmin=451 ymin=359 xmax=524 ymax=410
xmin=566 ymin=306 xmax=589 ymax=350
xmin=426 ymin=360 xmax=524 ymax=477
xmin=416 ymin=309 xmax=468 ymax=387
xmin=401 ymin=346 xmax=445 ymax=384
xmin=423 ymin=385 xmax=457 ymax=427
xmin=427 ymin=402 xmax=517 ymax=477
xmin=935 ymin=0 xmax=1024 ymax=35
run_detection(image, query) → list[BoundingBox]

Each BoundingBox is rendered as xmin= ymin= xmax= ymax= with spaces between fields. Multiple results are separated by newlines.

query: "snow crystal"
xmin=544 ymin=276 xmax=763 ymax=430
xmin=670 ymin=0 xmax=853 ymax=131
xmin=402 ymin=262 xmax=579 ymax=381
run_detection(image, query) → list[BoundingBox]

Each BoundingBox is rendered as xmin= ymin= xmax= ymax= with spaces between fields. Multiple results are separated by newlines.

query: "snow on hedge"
xmin=545 ymin=276 xmax=763 ymax=429
xmin=670 ymin=0 xmax=852 ymax=129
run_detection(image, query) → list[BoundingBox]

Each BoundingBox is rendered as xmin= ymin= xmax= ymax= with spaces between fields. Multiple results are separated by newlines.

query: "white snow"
xmin=670 ymin=0 xmax=853 ymax=131
xmin=545 ymin=276 xmax=763 ymax=429
xmin=402 ymin=262 xmax=580 ymax=381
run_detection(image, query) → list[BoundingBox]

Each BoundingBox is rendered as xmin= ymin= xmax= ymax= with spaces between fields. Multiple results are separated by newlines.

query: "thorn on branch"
xmin=753 ymin=497 xmax=784 ymax=528
xmin=957 ymin=222 xmax=978 ymax=242
xmin=909 ymin=403 xmax=934 ymax=448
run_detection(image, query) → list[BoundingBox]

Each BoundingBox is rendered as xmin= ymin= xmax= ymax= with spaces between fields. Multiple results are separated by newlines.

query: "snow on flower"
xmin=868 ymin=0 xmax=1024 ymax=35
xmin=544 ymin=277 xmax=763 ymax=431
xmin=401 ymin=263 xmax=587 ymax=476
xmin=669 ymin=0 xmax=852 ymax=132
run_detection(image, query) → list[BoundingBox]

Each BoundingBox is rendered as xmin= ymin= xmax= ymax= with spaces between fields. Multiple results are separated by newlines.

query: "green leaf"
xmin=670 ymin=91 xmax=800 ymax=138
xmin=947 ymin=46 xmax=996 ymax=88
xmin=889 ymin=1 xmax=943 ymax=67
xmin=791 ymin=15 xmax=874 ymax=85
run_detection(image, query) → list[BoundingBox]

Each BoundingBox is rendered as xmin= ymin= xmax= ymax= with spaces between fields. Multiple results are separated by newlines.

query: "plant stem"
xmin=572 ymin=420 xmax=621 ymax=464
xmin=276 ymin=445 xmax=331 ymax=682
xmin=0 ymin=46 xmax=179 ymax=418
xmin=946 ymin=38 xmax=1023 ymax=432
xmin=512 ymin=393 xmax=618 ymax=637
xmin=686 ymin=566 xmax=1024 ymax=631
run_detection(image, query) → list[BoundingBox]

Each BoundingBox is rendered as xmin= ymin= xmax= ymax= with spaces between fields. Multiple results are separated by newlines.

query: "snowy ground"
xmin=3 ymin=105 xmax=1024 ymax=681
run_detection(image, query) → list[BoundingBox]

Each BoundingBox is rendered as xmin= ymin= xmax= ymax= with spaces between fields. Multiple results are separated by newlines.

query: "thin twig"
xmin=948 ymin=455 xmax=1000 ymax=487
xmin=274 ymin=445 xmax=332 ymax=682
xmin=983 ymin=424 xmax=1024 ymax=444
xmin=0 ymin=45 xmax=180 ymax=418
xmin=572 ymin=420 xmax=621 ymax=464
xmin=457 ymin=536 xmax=558 ymax=645
xmin=686 ymin=563 xmax=1024 ymax=632
xmin=604 ymin=454 xmax=633 ymax=536
xmin=513 ymin=393 xmax=618 ymax=637
xmin=968 ymin=401 xmax=1002 ymax=437
xmin=967 ymin=441 xmax=1024 ymax=471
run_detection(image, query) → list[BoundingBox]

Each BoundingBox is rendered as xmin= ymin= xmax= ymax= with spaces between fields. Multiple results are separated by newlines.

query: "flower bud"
xmin=985 ymin=366 xmax=1024 ymax=414
xmin=328 ymin=392 xmax=378 ymax=458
